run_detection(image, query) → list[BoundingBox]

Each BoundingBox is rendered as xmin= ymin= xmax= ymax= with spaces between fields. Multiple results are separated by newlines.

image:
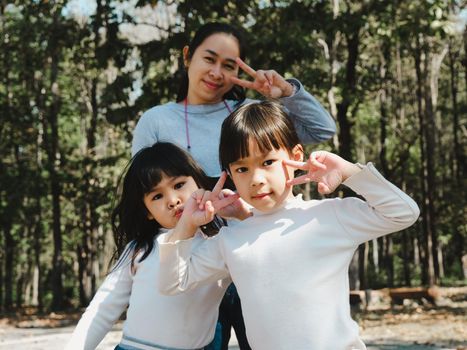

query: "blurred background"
xmin=0 ymin=0 xmax=465 ymax=348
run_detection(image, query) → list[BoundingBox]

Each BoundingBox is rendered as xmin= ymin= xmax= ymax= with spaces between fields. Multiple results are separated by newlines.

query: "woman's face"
xmin=184 ymin=33 xmax=240 ymax=105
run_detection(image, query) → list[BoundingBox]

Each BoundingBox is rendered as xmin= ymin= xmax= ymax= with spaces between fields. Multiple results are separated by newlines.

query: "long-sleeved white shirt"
xmin=157 ymin=164 xmax=420 ymax=350
xmin=131 ymin=79 xmax=336 ymax=176
xmin=65 ymin=233 xmax=230 ymax=350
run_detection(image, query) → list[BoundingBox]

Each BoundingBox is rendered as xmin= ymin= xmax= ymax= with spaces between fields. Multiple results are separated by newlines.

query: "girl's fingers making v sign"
xmin=284 ymin=151 xmax=358 ymax=195
xmin=183 ymin=188 xmax=216 ymax=228
xmin=230 ymin=58 xmax=294 ymax=99
xmin=208 ymin=172 xmax=240 ymax=213
xmin=212 ymin=172 xmax=252 ymax=220
xmin=184 ymin=172 xmax=243 ymax=227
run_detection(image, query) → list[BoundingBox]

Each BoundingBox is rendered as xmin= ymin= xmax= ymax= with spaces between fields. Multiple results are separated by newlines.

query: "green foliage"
xmin=0 ymin=0 xmax=465 ymax=310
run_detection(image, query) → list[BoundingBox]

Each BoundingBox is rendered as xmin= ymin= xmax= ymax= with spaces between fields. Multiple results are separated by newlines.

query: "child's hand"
xmin=175 ymin=173 xmax=246 ymax=233
xmin=210 ymin=172 xmax=252 ymax=221
xmin=182 ymin=189 xmax=217 ymax=228
xmin=230 ymin=58 xmax=295 ymax=99
xmin=216 ymin=189 xmax=252 ymax=221
xmin=169 ymin=188 xmax=216 ymax=242
xmin=170 ymin=174 xmax=251 ymax=242
xmin=283 ymin=151 xmax=360 ymax=194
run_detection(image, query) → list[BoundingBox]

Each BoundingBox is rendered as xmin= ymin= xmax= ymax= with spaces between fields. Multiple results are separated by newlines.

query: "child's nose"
xmin=250 ymin=170 xmax=265 ymax=186
xmin=168 ymin=197 xmax=181 ymax=208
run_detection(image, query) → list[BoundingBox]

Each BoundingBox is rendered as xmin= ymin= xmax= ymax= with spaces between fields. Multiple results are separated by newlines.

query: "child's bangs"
xmin=138 ymin=164 xmax=165 ymax=194
xmin=251 ymin=121 xmax=291 ymax=155
xmin=220 ymin=103 xmax=295 ymax=170
xmin=137 ymin=153 xmax=193 ymax=194
xmin=236 ymin=128 xmax=287 ymax=160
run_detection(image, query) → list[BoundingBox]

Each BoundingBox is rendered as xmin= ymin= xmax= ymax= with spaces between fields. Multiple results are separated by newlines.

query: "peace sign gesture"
xmin=230 ymin=58 xmax=295 ymax=99
xmin=210 ymin=172 xmax=252 ymax=220
xmin=180 ymin=172 xmax=250 ymax=231
xmin=283 ymin=151 xmax=360 ymax=194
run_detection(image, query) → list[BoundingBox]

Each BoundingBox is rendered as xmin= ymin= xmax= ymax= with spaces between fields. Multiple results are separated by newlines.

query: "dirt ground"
xmin=0 ymin=287 xmax=465 ymax=350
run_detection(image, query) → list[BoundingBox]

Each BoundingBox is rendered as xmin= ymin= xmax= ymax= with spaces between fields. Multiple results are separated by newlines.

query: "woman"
xmin=132 ymin=22 xmax=336 ymax=176
xmin=131 ymin=22 xmax=336 ymax=350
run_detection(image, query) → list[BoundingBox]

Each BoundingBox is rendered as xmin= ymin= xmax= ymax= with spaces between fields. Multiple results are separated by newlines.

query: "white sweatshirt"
xmin=157 ymin=164 xmax=420 ymax=350
xmin=65 ymin=233 xmax=230 ymax=350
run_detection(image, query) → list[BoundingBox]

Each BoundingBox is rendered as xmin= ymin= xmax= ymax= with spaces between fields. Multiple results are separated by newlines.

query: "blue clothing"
xmin=115 ymin=334 xmax=205 ymax=350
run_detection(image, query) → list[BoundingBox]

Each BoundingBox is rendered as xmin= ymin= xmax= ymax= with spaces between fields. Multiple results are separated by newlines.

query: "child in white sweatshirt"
xmin=65 ymin=142 xmax=248 ymax=350
xmin=157 ymin=100 xmax=420 ymax=350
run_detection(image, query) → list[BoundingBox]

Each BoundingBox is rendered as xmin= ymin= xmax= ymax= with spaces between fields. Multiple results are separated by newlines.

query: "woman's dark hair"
xmin=219 ymin=100 xmax=301 ymax=171
xmin=176 ymin=22 xmax=247 ymax=103
xmin=110 ymin=142 xmax=212 ymax=271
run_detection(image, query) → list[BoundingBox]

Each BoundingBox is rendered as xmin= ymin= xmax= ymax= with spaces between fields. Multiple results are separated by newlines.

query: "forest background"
xmin=0 ymin=0 xmax=465 ymax=313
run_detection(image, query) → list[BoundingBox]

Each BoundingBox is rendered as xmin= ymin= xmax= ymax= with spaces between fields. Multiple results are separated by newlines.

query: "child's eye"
xmin=235 ymin=167 xmax=248 ymax=174
xmin=174 ymin=182 xmax=185 ymax=190
xmin=204 ymin=56 xmax=215 ymax=63
xmin=263 ymin=159 xmax=275 ymax=166
xmin=152 ymin=193 xmax=162 ymax=201
xmin=224 ymin=63 xmax=235 ymax=71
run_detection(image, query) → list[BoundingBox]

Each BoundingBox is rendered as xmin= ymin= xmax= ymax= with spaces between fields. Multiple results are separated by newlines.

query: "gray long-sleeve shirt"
xmin=132 ymin=79 xmax=336 ymax=176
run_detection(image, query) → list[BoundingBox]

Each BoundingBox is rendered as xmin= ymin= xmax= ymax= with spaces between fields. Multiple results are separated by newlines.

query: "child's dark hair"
xmin=110 ymin=142 xmax=212 ymax=271
xmin=219 ymin=100 xmax=301 ymax=171
xmin=176 ymin=22 xmax=247 ymax=103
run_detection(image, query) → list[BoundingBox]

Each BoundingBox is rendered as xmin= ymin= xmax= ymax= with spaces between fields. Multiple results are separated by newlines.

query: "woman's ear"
xmin=182 ymin=46 xmax=190 ymax=68
xmin=292 ymin=144 xmax=304 ymax=162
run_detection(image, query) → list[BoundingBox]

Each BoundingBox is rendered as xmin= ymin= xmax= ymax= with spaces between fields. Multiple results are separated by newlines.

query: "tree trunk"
xmin=32 ymin=266 xmax=40 ymax=308
xmin=45 ymin=9 xmax=64 ymax=311
xmin=385 ymin=236 xmax=394 ymax=287
xmin=424 ymin=44 xmax=448 ymax=284
xmin=413 ymin=39 xmax=432 ymax=285
xmin=0 ymin=253 xmax=3 ymax=311
xmin=336 ymin=29 xmax=360 ymax=162
xmin=337 ymin=26 xmax=361 ymax=289
xmin=88 ymin=74 xmax=101 ymax=295
xmin=3 ymin=223 xmax=14 ymax=310
xmin=464 ymin=26 xmax=467 ymax=104
xmin=24 ymin=233 xmax=35 ymax=306
xmin=358 ymin=242 xmax=369 ymax=290
xmin=16 ymin=275 xmax=23 ymax=307
xmin=349 ymin=252 xmax=359 ymax=290
xmin=78 ymin=243 xmax=91 ymax=307
xmin=49 ymin=135 xmax=63 ymax=310
xmin=448 ymin=42 xmax=465 ymax=279
xmin=33 ymin=218 xmax=43 ymax=310
xmin=34 ymin=116 xmax=44 ymax=311
xmin=372 ymin=239 xmax=379 ymax=275
xmin=378 ymin=42 xmax=390 ymax=176
xmin=437 ymin=245 xmax=444 ymax=279
xmin=402 ymin=231 xmax=411 ymax=286
xmin=317 ymin=0 xmax=340 ymax=150
xmin=448 ymin=44 xmax=461 ymax=183
xmin=80 ymin=0 xmax=105 ymax=302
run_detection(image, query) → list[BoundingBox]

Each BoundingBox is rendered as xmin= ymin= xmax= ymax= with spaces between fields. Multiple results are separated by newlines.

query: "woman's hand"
xmin=283 ymin=151 xmax=360 ymax=194
xmin=230 ymin=58 xmax=295 ymax=99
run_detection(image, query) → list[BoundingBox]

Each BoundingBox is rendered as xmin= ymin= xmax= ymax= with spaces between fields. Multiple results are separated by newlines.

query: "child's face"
xmin=143 ymin=174 xmax=199 ymax=229
xmin=229 ymin=140 xmax=303 ymax=212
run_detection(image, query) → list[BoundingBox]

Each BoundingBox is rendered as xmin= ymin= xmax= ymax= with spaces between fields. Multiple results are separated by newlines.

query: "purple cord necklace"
xmin=184 ymin=98 xmax=232 ymax=150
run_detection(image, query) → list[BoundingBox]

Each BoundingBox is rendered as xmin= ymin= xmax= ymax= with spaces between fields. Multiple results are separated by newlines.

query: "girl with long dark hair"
xmin=66 ymin=142 xmax=248 ymax=350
